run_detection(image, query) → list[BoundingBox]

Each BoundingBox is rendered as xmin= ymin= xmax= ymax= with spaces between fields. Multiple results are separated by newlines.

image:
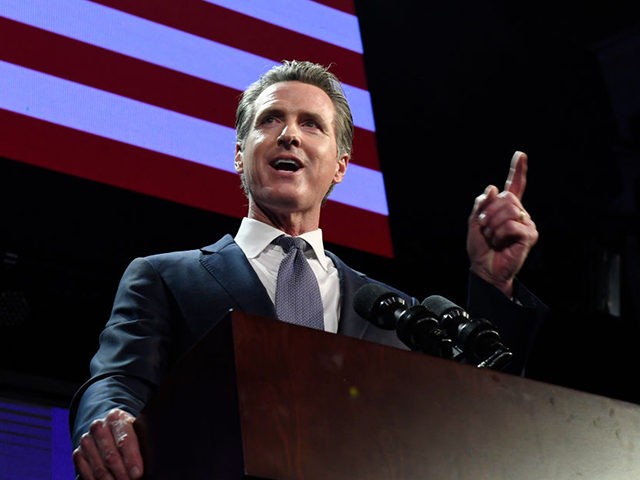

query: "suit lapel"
xmin=197 ymin=237 xmax=376 ymax=339
xmin=326 ymin=251 xmax=372 ymax=339
xmin=199 ymin=235 xmax=277 ymax=319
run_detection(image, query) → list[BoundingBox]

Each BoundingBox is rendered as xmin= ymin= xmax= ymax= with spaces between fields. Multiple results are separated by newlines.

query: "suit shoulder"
xmin=137 ymin=235 xmax=234 ymax=262
xmin=123 ymin=234 xmax=232 ymax=271
xmin=324 ymin=250 xmax=366 ymax=277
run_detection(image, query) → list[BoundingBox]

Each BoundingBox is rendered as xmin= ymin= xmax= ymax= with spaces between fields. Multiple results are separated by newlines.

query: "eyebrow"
xmin=255 ymin=107 xmax=284 ymax=123
xmin=255 ymin=107 xmax=330 ymax=130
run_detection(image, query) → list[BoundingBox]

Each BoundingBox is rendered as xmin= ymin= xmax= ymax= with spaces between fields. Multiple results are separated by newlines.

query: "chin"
xmin=254 ymin=190 xmax=300 ymax=210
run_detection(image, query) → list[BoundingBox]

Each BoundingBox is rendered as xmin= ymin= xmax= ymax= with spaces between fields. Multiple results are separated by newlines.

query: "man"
xmin=69 ymin=60 xmax=546 ymax=479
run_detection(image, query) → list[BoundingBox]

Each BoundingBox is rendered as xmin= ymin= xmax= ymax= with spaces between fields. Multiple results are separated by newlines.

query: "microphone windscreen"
xmin=353 ymin=283 xmax=391 ymax=320
xmin=422 ymin=295 xmax=459 ymax=318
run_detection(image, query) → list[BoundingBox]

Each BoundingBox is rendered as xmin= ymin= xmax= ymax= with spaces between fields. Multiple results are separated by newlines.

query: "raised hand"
xmin=466 ymin=151 xmax=539 ymax=297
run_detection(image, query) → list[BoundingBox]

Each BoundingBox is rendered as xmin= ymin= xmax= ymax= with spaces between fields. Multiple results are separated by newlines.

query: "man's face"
xmin=235 ymin=81 xmax=348 ymax=217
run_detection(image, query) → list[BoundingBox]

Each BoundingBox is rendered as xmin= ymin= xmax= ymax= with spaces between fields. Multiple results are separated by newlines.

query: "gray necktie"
xmin=274 ymin=236 xmax=325 ymax=330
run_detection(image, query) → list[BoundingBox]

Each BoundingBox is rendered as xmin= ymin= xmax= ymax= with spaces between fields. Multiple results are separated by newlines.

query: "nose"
xmin=277 ymin=123 xmax=300 ymax=148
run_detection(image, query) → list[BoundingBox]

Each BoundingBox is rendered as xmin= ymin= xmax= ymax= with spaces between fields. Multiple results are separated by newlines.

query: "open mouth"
xmin=271 ymin=158 xmax=301 ymax=172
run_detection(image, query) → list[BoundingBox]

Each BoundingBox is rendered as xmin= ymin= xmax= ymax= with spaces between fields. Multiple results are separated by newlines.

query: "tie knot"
xmin=275 ymin=235 xmax=307 ymax=253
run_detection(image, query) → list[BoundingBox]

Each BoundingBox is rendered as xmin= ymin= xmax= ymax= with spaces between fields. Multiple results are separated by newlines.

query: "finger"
xmin=504 ymin=150 xmax=528 ymax=200
xmin=89 ymin=418 xmax=128 ymax=479
xmin=481 ymin=197 xmax=537 ymax=243
xmin=76 ymin=430 xmax=115 ymax=480
xmin=471 ymin=184 xmax=499 ymax=219
xmin=73 ymin=445 xmax=97 ymax=480
xmin=110 ymin=411 xmax=143 ymax=478
xmin=486 ymin=213 xmax=538 ymax=249
xmin=484 ymin=222 xmax=526 ymax=250
xmin=517 ymin=206 xmax=529 ymax=223
xmin=482 ymin=200 xmax=529 ymax=230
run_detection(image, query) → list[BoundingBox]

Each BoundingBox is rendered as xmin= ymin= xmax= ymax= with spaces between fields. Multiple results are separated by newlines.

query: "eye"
xmin=302 ymin=119 xmax=320 ymax=129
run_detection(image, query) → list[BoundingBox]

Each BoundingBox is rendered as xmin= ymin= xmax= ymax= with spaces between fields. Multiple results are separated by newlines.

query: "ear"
xmin=332 ymin=153 xmax=349 ymax=184
xmin=234 ymin=143 xmax=243 ymax=173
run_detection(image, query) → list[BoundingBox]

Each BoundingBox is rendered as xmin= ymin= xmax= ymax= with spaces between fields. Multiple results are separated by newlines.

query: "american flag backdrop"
xmin=0 ymin=0 xmax=394 ymax=257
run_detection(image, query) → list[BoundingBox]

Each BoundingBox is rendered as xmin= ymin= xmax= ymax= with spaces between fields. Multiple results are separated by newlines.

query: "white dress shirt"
xmin=234 ymin=217 xmax=340 ymax=333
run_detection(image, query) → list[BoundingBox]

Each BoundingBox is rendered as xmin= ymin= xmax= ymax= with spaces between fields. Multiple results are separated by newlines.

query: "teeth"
xmin=273 ymin=159 xmax=300 ymax=171
xmin=274 ymin=158 xmax=296 ymax=165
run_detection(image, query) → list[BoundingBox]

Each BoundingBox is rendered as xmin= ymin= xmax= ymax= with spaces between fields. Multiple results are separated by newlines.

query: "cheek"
xmin=249 ymin=131 xmax=269 ymax=148
xmin=314 ymin=163 xmax=339 ymax=190
xmin=324 ymin=154 xmax=342 ymax=177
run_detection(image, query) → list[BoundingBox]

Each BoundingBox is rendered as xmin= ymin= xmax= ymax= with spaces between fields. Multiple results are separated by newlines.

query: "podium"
xmin=134 ymin=310 xmax=640 ymax=479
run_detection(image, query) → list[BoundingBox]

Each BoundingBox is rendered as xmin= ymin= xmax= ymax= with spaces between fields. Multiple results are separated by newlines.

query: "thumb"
xmin=504 ymin=150 xmax=528 ymax=200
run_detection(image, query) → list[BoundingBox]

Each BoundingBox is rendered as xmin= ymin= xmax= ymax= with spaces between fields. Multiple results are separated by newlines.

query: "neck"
xmin=247 ymin=203 xmax=320 ymax=237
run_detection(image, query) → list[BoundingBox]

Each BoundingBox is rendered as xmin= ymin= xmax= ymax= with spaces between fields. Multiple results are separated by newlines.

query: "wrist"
xmin=469 ymin=266 xmax=514 ymax=298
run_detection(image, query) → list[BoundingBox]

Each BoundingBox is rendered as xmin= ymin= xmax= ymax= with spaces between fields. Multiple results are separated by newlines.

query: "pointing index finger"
xmin=504 ymin=150 xmax=528 ymax=200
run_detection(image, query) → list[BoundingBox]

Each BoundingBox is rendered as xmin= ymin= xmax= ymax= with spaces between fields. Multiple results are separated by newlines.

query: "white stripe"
xmin=0 ymin=60 xmax=234 ymax=172
xmin=0 ymin=0 xmax=375 ymax=132
xmin=331 ymin=163 xmax=389 ymax=216
xmin=203 ymin=0 xmax=363 ymax=54
xmin=0 ymin=61 xmax=388 ymax=215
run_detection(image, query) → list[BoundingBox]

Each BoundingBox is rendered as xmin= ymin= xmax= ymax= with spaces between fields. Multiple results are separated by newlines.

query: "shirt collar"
xmin=235 ymin=217 xmax=329 ymax=270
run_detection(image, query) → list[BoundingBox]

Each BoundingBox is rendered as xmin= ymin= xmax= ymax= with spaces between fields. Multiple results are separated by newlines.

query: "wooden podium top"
xmin=136 ymin=310 xmax=640 ymax=479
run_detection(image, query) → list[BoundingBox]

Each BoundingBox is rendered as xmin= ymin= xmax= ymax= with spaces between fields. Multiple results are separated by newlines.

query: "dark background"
xmin=355 ymin=0 xmax=640 ymax=404
xmin=1 ymin=1 xmax=640 ymax=406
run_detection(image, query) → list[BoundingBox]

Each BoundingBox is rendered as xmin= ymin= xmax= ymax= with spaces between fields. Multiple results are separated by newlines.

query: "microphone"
xmin=353 ymin=284 xmax=454 ymax=359
xmin=421 ymin=295 xmax=513 ymax=370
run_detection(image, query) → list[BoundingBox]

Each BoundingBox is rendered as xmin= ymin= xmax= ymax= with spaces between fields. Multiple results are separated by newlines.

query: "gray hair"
xmin=235 ymin=60 xmax=354 ymax=158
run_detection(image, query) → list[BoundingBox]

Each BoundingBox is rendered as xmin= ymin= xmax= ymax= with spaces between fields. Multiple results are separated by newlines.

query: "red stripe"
xmin=311 ymin=0 xmax=356 ymax=15
xmin=0 ymin=109 xmax=246 ymax=218
xmin=89 ymin=0 xmax=368 ymax=89
xmin=0 ymin=18 xmax=379 ymax=171
xmin=0 ymin=109 xmax=392 ymax=257
xmin=322 ymin=202 xmax=394 ymax=258
xmin=352 ymin=129 xmax=380 ymax=170
xmin=0 ymin=18 xmax=237 ymax=130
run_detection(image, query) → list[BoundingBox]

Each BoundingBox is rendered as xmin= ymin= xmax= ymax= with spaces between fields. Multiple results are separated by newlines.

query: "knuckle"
xmin=106 ymin=408 xmax=123 ymax=421
xmin=72 ymin=448 xmax=85 ymax=465
xmin=79 ymin=432 xmax=91 ymax=445
xmin=102 ymin=447 xmax=120 ymax=467
xmin=89 ymin=420 xmax=105 ymax=435
xmin=115 ymin=431 xmax=130 ymax=449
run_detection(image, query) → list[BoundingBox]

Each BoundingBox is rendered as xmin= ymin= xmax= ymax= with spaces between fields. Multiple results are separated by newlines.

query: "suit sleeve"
xmin=466 ymin=271 xmax=549 ymax=376
xmin=68 ymin=257 xmax=176 ymax=448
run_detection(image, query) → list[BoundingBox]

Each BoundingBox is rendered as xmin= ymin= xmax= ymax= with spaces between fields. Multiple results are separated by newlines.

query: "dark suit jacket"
xmin=69 ymin=234 xmax=547 ymax=447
